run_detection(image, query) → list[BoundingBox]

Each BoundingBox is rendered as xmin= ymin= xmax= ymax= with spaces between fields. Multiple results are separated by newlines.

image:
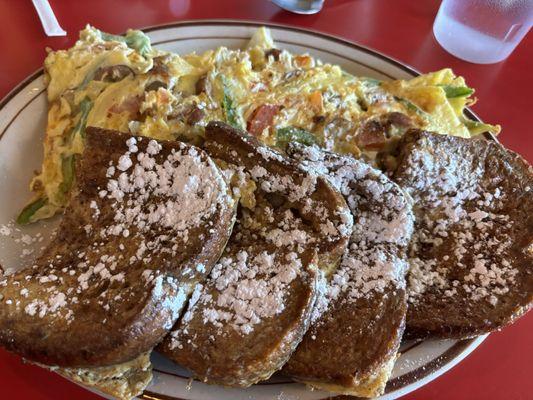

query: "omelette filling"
xmin=20 ymin=26 xmax=499 ymax=224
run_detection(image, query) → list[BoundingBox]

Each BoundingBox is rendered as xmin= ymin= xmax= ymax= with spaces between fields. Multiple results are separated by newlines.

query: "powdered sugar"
xmin=289 ymin=144 xmax=413 ymax=321
xmin=117 ymin=154 xmax=133 ymax=171
xmin=170 ymin=200 xmax=316 ymax=340
xmin=393 ymin=132 xmax=531 ymax=309
xmin=407 ymin=185 xmax=517 ymax=304
xmin=0 ymin=225 xmax=12 ymax=236
xmin=101 ymin=144 xmax=227 ymax=238
xmin=195 ymin=250 xmax=301 ymax=335
xmin=0 ymin=134 xmax=233 ymax=325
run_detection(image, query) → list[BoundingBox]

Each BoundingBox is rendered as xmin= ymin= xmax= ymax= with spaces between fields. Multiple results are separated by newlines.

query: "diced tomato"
xmin=247 ymin=104 xmax=281 ymax=136
xmin=309 ymin=91 xmax=323 ymax=112
xmin=294 ymin=55 xmax=312 ymax=68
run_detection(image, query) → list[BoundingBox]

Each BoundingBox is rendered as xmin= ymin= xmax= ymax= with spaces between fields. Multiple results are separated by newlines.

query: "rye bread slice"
xmin=202 ymin=121 xmax=353 ymax=275
xmin=0 ymin=127 xmax=236 ymax=368
xmin=283 ymin=145 xmax=413 ymax=398
xmin=391 ymin=130 xmax=533 ymax=339
xmin=158 ymin=122 xmax=352 ymax=387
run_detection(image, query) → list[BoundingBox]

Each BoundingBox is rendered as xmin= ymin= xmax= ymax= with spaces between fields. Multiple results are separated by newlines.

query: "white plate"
xmin=0 ymin=20 xmax=488 ymax=400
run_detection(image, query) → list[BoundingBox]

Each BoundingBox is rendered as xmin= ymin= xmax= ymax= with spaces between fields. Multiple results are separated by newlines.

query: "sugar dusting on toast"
xmin=178 ymin=249 xmax=302 ymax=337
xmin=395 ymin=133 xmax=528 ymax=307
xmin=168 ymin=144 xmax=323 ymax=342
xmin=289 ymin=145 xmax=412 ymax=319
xmin=283 ymin=144 xmax=412 ymax=397
xmin=98 ymin=137 xmax=227 ymax=240
xmin=160 ymin=122 xmax=353 ymax=387
xmin=407 ymin=184 xmax=517 ymax=306
xmin=204 ymin=121 xmax=354 ymax=251
xmin=0 ymin=133 xmax=232 ymax=325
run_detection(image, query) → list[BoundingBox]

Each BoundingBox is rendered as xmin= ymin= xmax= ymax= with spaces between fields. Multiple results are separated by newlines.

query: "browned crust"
xmin=284 ymin=288 xmax=406 ymax=395
xmin=158 ymin=122 xmax=352 ymax=386
xmin=202 ymin=121 xmax=351 ymax=274
xmin=159 ymin=245 xmax=320 ymax=387
xmin=0 ymin=128 xmax=236 ymax=367
xmin=393 ymin=130 xmax=533 ymax=339
xmin=281 ymin=146 xmax=411 ymax=397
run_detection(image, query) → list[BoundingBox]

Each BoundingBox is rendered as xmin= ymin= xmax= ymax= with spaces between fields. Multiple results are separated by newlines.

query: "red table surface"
xmin=0 ymin=1 xmax=531 ymax=399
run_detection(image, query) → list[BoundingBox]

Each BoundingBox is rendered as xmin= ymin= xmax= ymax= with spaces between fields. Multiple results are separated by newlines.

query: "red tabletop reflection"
xmin=0 ymin=1 xmax=531 ymax=399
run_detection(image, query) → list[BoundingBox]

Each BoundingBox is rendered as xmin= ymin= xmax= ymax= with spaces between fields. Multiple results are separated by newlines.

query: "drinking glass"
xmin=433 ymin=0 xmax=533 ymax=64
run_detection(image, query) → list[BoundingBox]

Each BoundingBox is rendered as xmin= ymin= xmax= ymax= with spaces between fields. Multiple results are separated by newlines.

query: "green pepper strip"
xmin=438 ymin=84 xmax=474 ymax=98
xmin=79 ymin=67 xmax=99 ymax=89
xmin=461 ymin=117 xmax=499 ymax=136
xmin=16 ymin=197 xmax=48 ymax=225
xmin=221 ymin=81 xmax=239 ymax=128
xmin=99 ymin=30 xmax=152 ymax=57
xmin=276 ymin=127 xmax=318 ymax=148
xmin=393 ymin=96 xmax=428 ymax=117
xmin=58 ymin=96 xmax=92 ymax=209
xmin=59 ymin=155 xmax=75 ymax=195
xmin=69 ymin=97 xmax=93 ymax=141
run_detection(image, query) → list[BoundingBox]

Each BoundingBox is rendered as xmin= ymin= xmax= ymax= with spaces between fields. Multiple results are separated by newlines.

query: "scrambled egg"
xmin=19 ymin=26 xmax=499 ymax=223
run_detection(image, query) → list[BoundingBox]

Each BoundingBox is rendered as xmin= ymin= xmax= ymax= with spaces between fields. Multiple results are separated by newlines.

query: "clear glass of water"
xmin=433 ymin=0 xmax=533 ymax=64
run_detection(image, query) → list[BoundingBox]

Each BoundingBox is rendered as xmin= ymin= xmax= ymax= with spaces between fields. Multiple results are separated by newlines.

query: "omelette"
xmin=19 ymin=26 xmax=499 ymax=224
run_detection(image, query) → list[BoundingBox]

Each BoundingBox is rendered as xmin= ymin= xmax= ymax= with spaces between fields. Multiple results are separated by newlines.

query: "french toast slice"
xmin=283 ymin=145 xmax=413 ymax=398
xmin=0 ymin=127 xmax=236 ymax=370
xmin=202 ymin=121 xmax=353 ymax=276
xmin=390 ymin=130 xmax=533 ymax=339
xmin=158 ymin=122 xmax=352 ymax=387
xmin=160 ymin=203 xmax=321 ymax=387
